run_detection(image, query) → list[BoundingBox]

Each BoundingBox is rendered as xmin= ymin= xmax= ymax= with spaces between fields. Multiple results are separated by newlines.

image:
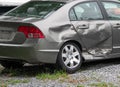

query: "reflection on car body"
xmin=0 ymin=0 xmax=120 ymax=73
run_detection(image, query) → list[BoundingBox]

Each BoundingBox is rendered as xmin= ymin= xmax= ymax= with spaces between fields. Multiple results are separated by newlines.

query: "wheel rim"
xmin=62 ymin=44 xmax=81 ymax=69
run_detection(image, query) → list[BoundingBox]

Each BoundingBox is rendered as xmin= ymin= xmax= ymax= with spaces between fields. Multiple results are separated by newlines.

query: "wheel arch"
xmin=62 ymin=40 xmax=83 ymax=52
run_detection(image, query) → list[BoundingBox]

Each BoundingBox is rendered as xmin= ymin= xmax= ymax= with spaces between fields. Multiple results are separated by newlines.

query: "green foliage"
xmin=36 ymin=70 xmax=68 ymax=80
xmin=77 ymin=85 xmax=85 ymax=87
xmin=89 ymin=82 xmax=117 ymax=87
xmin=0 ymin=79 xmax=29 ymax=87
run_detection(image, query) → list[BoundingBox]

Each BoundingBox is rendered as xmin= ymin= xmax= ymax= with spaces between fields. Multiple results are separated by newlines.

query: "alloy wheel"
xmin=62 ymin=44 xmax=81 ymax=69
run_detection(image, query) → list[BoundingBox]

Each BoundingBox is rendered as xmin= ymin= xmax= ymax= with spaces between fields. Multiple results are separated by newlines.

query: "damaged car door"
xmin=102 ymin=1 xmax=120 ymax=53
xmin=70 ymin=1 xmax=112 ymax=56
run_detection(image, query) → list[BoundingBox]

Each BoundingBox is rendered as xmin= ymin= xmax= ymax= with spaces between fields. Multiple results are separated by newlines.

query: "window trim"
xmin=69 ymin=1 xmax=104 ymax=21
xmin=73 ymin=8 xmax=78 ymax=20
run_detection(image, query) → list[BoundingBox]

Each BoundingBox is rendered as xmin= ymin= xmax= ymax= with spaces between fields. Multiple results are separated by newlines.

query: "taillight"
xmin=18 ymin=26 xmax=45 ymax=38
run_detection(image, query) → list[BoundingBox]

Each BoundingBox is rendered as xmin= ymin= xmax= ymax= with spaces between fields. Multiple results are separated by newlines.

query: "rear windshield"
xmin=5 ymin=1 xmax=65 ymax=18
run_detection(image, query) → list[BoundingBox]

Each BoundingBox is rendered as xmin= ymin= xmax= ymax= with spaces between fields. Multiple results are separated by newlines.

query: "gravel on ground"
xmin=0 ymin=58 xmax=120 ymax=87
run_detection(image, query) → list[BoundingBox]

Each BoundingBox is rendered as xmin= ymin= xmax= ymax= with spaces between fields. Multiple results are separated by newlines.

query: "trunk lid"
xmin=0 ymin=16 xmax=38 ymax=44
xmin=0 ymin=16 xmax=41 ymax=23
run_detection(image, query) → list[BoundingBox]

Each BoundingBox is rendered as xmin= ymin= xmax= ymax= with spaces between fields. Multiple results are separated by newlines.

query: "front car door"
xmin=101 ymin=1 xmax=120 ymax=53
xmin=70 ymin=1 xmax=112 ymax=56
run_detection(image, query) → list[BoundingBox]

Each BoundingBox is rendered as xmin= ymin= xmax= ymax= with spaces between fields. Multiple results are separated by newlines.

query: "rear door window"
xmin=69 ymin=2 xmax=103 ymax=21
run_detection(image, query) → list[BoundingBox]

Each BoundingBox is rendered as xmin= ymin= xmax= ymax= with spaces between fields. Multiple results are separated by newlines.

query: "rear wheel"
xmin=0 ymin=61 xmax=24 ymax=69
xmin=57 ymin=42 xmax=83 ymax=74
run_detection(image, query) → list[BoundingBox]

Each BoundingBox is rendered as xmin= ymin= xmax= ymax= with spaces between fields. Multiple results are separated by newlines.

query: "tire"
xmin=57 ymin=42 xmax=83 ymax=74
xmin=0 ymin=61 xmax=24 ymax=69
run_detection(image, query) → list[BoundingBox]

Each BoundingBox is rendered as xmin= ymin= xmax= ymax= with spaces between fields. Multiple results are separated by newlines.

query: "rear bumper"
xmin=0 ymin=43 xmax=59 ymax=64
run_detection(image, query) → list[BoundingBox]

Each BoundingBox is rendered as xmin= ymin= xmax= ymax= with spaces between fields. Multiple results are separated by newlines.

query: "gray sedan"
xmin=0 ymin=0 xmax=120 ymax=73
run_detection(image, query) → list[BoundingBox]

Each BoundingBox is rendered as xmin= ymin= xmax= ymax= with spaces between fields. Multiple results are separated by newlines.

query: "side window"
xmin=69 ymin=2 xmax=103 ymax=21
xmin=69 ymin=9 xmax=77 ymax=21
xmin=102 ymin=2 xmax=120 ymax=20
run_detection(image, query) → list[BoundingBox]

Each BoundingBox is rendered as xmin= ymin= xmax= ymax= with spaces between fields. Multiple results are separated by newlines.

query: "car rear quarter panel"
xmin=32 ymin=0 xmax=86 ymax=49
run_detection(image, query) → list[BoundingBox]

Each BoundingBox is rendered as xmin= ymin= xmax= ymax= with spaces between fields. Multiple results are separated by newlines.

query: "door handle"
xmin=113 ymin=23 xmax=120 ymax=28
xmin=77 ymin=24 xmax=89 ymax=29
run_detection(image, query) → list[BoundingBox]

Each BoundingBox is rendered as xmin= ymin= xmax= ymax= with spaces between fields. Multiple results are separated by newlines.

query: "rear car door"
xmin=70 ymin=1 xmax=112 ymax=56
xmin=101 ymin=1 xmax=120 ymax=53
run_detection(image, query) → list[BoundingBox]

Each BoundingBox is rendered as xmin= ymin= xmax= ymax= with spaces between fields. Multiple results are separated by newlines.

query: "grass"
xmin=77 ymin=82 xmax=117 ymax=87
xmin=77 ymin=85 xmax=85 ymax=87
xmin=6 ymin=79 xmax=29 ymax=85
xmin=0 ymin=66 xmax=68 ymax=86
xmin=0 ymin=64 xmax=68 ymax=80
xmin=0 ymin=79 xmax=29 ymax=87
xmin=36 ymin=70 xmax=68 ymax=80
xmin=0 ymin=84 xmax=7 ymax=87
xmin=0 ymin=68 xmax=68 ymax=80
xmin=89 ymin=82 xmax=117 ymax=87
xmin=0 ymin=64 xmax=66 ymax=75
